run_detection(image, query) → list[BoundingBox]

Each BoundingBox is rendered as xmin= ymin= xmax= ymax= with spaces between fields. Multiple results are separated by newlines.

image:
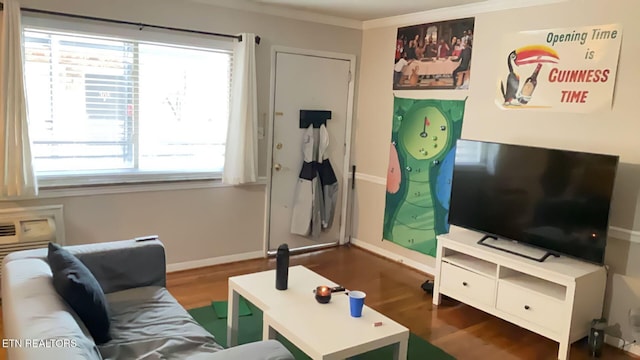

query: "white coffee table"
xmin=227 ymin=265 xmax=340 ymax=346
xmin=263 ymin=293 xmax=409 ymax=359
xmin=227 ymin=265 xmax=409 ymax=359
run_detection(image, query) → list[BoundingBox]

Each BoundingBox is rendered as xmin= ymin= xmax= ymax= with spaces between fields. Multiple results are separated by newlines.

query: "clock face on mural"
xmin=399 ymin=106 xmax=450 ymax=161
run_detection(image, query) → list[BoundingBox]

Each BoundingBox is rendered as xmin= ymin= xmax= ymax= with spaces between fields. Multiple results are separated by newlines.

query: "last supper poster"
xmin=393 ymin=17 xmax=475 ymax=90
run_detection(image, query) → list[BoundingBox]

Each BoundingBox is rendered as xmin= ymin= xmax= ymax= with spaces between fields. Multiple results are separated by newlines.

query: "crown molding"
xmin=192 ymin=0 xmax=363 ymax=29
xmin=363 ymin=0 xmax=569 ymax=30
xmin=189 ymin=0 xmax=569 ymax=31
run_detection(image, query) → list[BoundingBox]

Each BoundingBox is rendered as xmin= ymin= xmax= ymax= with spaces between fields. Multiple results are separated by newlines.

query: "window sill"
xmin=35 ymin=177 xmax=267 ymax=199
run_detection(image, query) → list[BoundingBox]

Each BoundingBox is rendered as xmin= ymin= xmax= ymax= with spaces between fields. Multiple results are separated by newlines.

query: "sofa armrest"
xmin=65 ymin=236 xmax=166 ymax=294
xmin=208 ymin=340 xmax=294 ymax=360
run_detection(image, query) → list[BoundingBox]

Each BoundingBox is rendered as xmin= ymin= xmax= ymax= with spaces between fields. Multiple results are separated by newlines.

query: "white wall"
xmin=1 ymin=0 xmax=362 ymax=266
xmin=353 ymin=0 xmax=640 ymax=345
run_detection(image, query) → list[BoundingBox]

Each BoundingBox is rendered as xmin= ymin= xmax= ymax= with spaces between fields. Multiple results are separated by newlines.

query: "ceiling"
xmin=195 ymin=0 xmax=488 ymax=22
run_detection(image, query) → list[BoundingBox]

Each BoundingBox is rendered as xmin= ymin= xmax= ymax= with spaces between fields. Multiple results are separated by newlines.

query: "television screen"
xmin=448 ymin=139 xmax=619 ymax=265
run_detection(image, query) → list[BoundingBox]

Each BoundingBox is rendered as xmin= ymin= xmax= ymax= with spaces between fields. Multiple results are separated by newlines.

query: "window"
xmin=454 ymin=141 xmax=498 ymax=175
xmin=454 ymin=140 xmax=484 ymax=165
xmin=23 ymin=26 xmax=232 ymax=186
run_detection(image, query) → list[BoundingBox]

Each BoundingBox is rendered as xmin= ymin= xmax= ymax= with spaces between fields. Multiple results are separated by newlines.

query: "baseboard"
xmin=167 ymin=251 xmax=264 ymax=273
xmin=605 ymin=335 xmax=640 ymax=356
xmin=629 ymin=343 xmax=640 ymax=357
xmin=350 ymin=238 xmax=435 ymax=276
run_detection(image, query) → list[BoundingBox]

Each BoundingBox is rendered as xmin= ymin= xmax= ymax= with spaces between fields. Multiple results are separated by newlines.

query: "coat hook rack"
xmin=300 ymin=110 xmax=331 ymax=128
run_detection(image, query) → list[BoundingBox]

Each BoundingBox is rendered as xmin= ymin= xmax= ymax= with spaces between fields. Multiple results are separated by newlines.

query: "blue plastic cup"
xmin=349 ymin=291 xmax=366 ymax=317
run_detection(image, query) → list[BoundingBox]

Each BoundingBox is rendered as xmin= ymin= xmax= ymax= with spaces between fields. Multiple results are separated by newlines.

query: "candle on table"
xmin=317 ymin=286 xmax=330 ymax=296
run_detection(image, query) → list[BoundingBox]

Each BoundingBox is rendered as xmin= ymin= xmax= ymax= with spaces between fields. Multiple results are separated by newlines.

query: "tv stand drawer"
xmin=496 ymin=281 xmax=564 ymax=332
xmin=440 ymin=262 xmax=495 ymax=306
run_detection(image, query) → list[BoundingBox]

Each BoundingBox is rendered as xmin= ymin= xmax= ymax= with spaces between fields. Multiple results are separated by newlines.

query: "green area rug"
xmin=188 ymin=300 xmax=454 ymax=359
xmin=212 ymin=298 xmax=252 ymax=318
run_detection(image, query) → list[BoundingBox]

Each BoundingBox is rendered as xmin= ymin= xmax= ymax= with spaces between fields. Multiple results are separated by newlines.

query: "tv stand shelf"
xmin=433 ymin=227 xmax=606 ymax=360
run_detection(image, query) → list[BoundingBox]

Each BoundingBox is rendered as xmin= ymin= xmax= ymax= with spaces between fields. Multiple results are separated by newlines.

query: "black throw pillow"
xmin=47 ymin=242 xmax=111 ymax=344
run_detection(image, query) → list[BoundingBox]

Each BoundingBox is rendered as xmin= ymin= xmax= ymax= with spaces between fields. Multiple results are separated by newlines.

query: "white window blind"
xmin=23 ymin=27 xmax=232 ymax=186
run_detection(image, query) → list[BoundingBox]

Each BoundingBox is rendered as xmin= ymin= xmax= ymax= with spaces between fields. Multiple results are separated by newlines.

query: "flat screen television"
xmin=448 ymin=139 xmax=619 ymax=265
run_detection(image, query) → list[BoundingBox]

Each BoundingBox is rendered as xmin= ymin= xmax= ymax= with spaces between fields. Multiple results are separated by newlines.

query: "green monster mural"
xmin=383 ymin=97 xmax=465 ymax=257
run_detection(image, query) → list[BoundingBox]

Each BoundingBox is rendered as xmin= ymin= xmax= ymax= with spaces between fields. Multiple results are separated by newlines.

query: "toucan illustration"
xmin=500 ymin=45 xmax=560 ymax=105
xmin=501 ymin=51 xmax=520 ymax=104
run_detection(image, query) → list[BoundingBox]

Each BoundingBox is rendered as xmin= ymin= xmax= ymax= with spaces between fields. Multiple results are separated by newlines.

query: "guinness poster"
xmin=495 ymin=24 xmax=622 ymax=113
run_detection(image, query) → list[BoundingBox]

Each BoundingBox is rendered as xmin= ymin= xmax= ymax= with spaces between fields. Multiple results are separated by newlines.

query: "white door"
xmin=267 ymin=50 xmax=353 ymax=252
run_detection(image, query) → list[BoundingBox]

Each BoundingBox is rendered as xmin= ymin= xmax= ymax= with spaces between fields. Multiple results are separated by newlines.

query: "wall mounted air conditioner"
xmin=0 ymin=205 xmax=65 ymax=280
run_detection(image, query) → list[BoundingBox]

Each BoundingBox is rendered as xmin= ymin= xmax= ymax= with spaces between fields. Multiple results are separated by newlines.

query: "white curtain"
xmin=222 ymin=33 xmax=258 ymax=185
xmin=0 ymin=0 xmax=37 ymax=198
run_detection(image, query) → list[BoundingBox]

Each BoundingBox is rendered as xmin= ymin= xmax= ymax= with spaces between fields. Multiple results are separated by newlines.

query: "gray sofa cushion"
xmin=48 ymin=242 xmax=112 ymax=344
xmin=99 ymin=286 xmax=224 ymax=360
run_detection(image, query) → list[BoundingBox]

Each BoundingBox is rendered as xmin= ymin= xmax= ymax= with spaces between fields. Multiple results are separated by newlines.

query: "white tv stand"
xmin=433 ymin=226 xmax=606 ymax=360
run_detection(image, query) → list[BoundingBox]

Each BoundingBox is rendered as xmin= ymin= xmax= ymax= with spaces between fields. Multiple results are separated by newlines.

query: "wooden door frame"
xmin=263 ymin=46 xmax=357 ymax=256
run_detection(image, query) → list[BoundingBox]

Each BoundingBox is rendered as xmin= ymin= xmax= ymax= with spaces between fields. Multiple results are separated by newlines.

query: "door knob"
xmin=274 ymin=163 xmax=282 ymax=171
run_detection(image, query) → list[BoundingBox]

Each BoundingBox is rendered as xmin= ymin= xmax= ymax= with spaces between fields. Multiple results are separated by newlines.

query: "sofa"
xmin=1 ymin=237 xmax=294 ymax=360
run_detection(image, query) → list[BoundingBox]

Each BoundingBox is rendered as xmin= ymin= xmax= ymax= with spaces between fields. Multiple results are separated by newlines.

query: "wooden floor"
xmin=0 ymin=245 xmax=634 ymax=359
xmin=167 ymin=245 xmax=633 ymax=360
